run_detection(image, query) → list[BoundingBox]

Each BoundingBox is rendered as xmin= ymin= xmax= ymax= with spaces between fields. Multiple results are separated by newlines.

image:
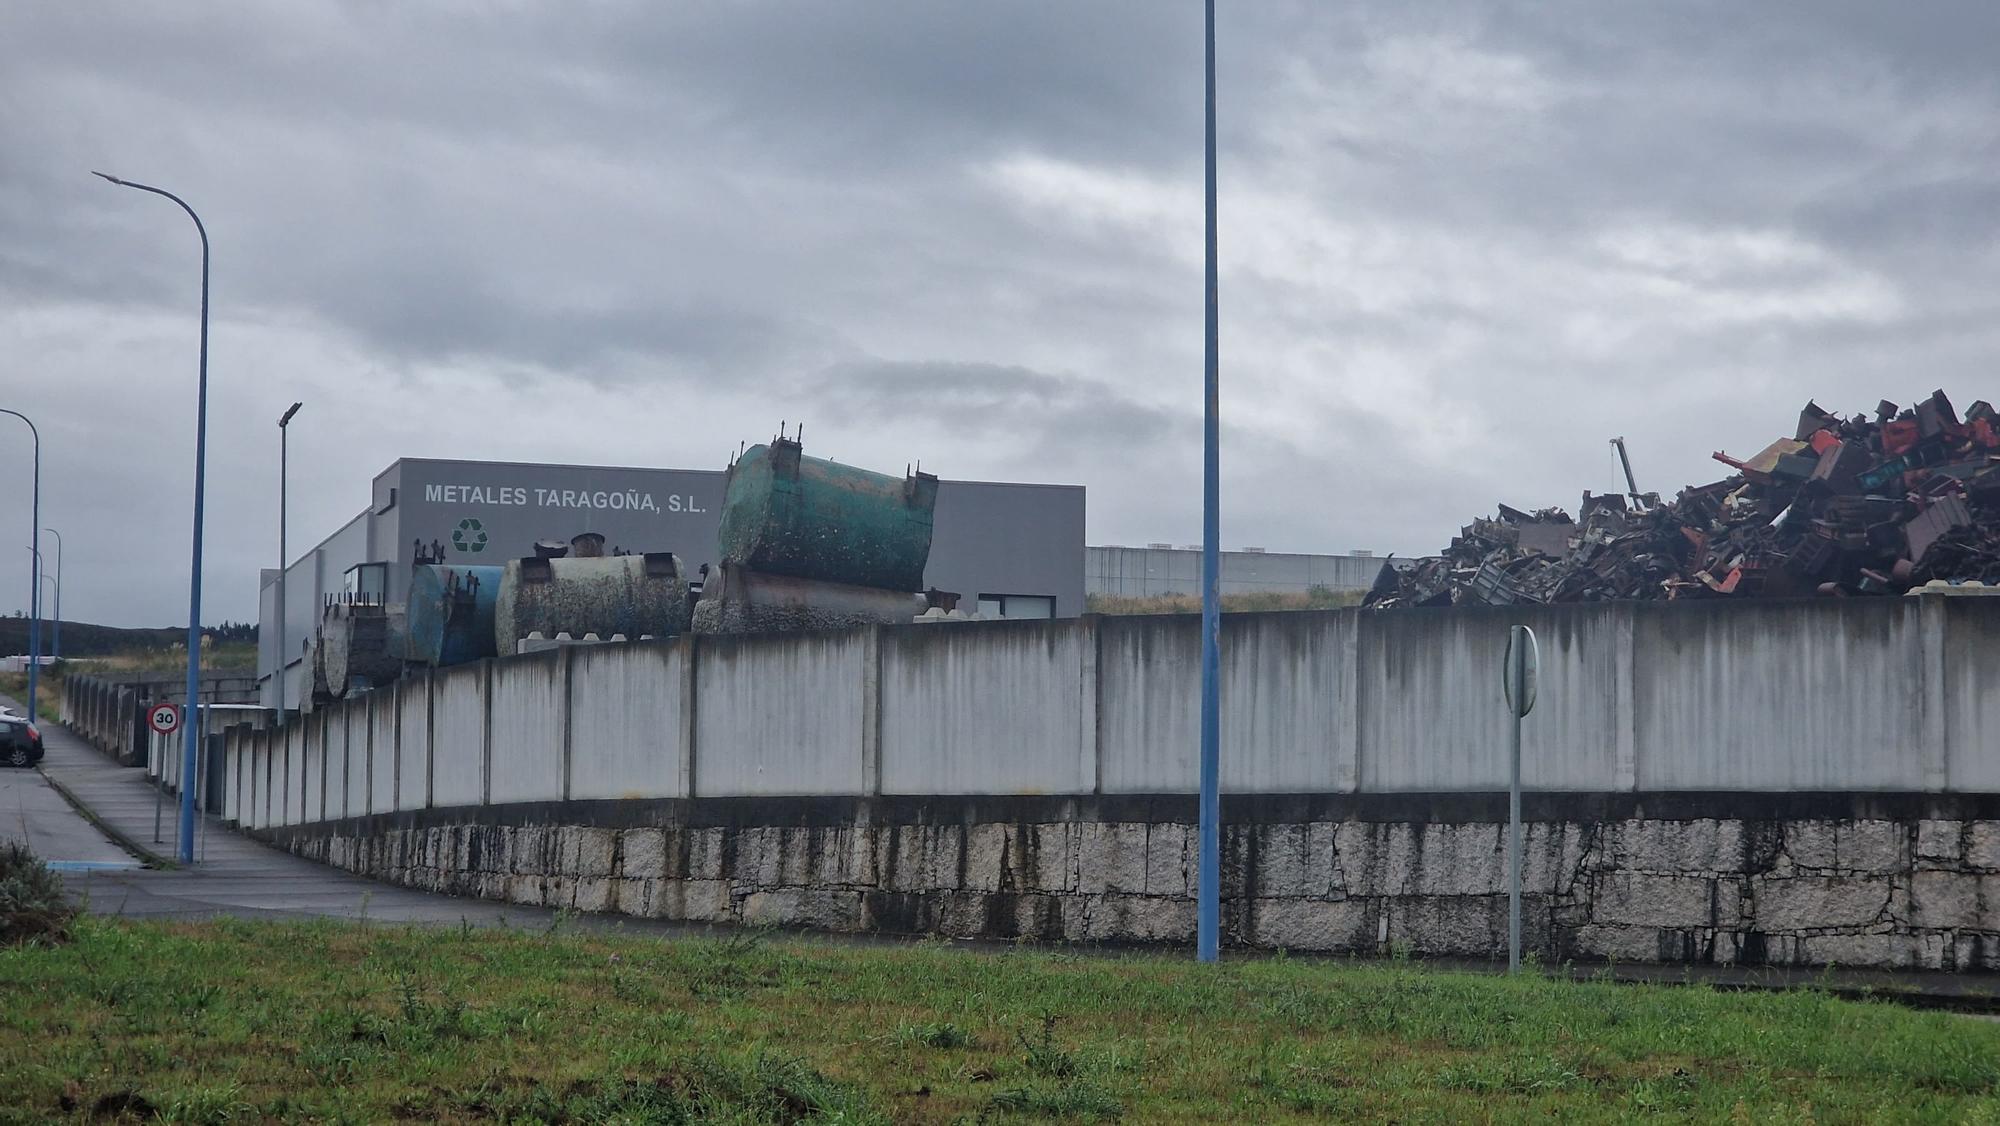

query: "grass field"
xmin=4 ymin=919 xmax=1999 ymax=1123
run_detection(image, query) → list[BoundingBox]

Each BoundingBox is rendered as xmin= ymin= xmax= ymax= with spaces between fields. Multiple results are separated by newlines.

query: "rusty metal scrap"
xmin=1367 ymin=388 xmax=2000 ymax=608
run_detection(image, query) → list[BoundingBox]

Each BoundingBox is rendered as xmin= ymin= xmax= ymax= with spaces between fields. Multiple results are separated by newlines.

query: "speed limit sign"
xmin=147 ymin=703 xmax=182 ymax=736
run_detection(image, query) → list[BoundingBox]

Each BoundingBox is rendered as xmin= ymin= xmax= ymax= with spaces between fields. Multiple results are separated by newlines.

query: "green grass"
xmin=3 ymin=918 xmax=1999 ymax=1122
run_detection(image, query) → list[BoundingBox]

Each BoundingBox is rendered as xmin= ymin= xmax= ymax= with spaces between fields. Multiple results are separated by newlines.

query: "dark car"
xmin=0 ymin=717 xmax=43 ymax=767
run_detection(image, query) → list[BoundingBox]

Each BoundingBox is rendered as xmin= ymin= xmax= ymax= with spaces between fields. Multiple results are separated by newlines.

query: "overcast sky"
xmin=5 ymin=3 xmax=1999 ymax=628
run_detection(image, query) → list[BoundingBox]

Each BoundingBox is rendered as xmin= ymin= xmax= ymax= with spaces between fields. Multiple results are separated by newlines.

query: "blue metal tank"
xmin=405 ymin=564 xmax=502 ymax=668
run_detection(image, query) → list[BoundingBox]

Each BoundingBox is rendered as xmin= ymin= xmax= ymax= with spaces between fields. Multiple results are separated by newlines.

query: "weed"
xmin=1017 ymin=1011 xmax=1078 ymax=1078
xmin=892 ymin=1020 xmax=973 ymax=1050
xmin=985 ymin=1079 xmax=1124 ymax=1120
xmin=0 ymin=842 xmax=77 ymax=947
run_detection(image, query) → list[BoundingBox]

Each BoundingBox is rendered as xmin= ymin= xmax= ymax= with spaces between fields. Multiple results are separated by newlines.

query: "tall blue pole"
xmin=0 ymin=410 xmax=38 ymax=726
xmin=1196 ymin=0 xmax=1222 ymax=963
xmin=96 ymin=172 xmax=209 ymax=865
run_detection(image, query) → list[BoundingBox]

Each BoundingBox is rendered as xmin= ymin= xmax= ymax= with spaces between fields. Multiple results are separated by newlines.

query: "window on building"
xmin=343 ymin=563 xmax=388 ymax=602
xmin=977 ymin=593 xmax=1056 ymax=620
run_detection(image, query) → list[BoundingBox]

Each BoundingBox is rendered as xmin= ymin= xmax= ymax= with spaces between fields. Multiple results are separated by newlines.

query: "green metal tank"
xmin=716 ymin=437 xmax=938 ymax=591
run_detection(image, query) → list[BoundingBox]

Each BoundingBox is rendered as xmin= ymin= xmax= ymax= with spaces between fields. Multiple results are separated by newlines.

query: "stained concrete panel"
xmin=570 ymin=641 xmax=685 ymax=801
xmin=694 ymin=632 xmax=865 ymax=796
xmin=1099 ymin=612 xmax=1354 ymax=793
xmin=1635 ymin=600 xmax=1924 ymax=790
xmin=881 ymin=619 xmax=1090 ymax=795
xmin=489 ymin=653 xmax=565 ymax=804
xmin=1358 ymin=603 xmax=1623 ymax=792
xmin=431 ymin=664 xmax=487 ymax=807
xmin=368 ymin=693 xmax=398 ymax=813
xmin=343 ymin=707 xmax=367 ymax=818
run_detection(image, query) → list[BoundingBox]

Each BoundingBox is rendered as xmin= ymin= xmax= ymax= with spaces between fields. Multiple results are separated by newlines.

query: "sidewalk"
xmin=17 ymin=691 xmax=548 ymax=925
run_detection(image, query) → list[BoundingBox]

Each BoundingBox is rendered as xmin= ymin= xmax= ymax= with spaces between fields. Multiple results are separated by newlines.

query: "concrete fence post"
xmin=1336 ymin=611 xmax=1362 ymax=792
xmin=1614 ymin=603 xmax=1639 ymax=791
xmin=391 ymin=681 xmax=403 ymax=812
xmin=480 ymin=659 xmax=495 ymax=806
xmin=678 ymin=637 xmax=697 ymax=798
xmin=317 ymin=708 xmax=331 ymax=822
xmin=559 ymin=645 xmax=576 ymax=802
xmin=425 ymin=669 xmax=437 ymax=809
xmin=1079 ymin=615 xmax=1101 ymax=794
xmin=1919 ymin=595 xmax=1949 ymax=792
xmin=861 ymin=626 xmax=882 ymax=795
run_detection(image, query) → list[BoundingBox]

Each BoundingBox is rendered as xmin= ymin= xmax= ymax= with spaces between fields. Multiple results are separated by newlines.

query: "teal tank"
xmin=716 ymin=439 xmax=938 ymax=592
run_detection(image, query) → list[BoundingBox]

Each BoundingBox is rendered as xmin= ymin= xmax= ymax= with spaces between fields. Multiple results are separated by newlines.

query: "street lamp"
xmin=1196 ymin=0 xmax=1223 ymax=963
xmin=95 ymin=170 xmax=210 ymax=866
xmin=0 ymin=409 xmax=39 ymax=724
xmin=42 ymin=528 xmax=61 ymax=662
xmin=276 ymin=401 xmax=302 ymax=719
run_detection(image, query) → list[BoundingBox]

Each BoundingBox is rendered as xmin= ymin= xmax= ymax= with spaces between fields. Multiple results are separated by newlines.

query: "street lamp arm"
xmin=94 ymin=173 xmax=209 ymax=255
xmin=0 ymin=409 xmax=39 ymax=446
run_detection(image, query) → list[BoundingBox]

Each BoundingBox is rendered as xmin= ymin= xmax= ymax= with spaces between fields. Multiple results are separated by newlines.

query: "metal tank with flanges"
xmin=493 ymin=553 xmax=693 ymax=656
xmin=694 ymin=435 xmax=941 ymax=634
xmin=405 ymin=563 xmax=503 ymax=668
xmin=715 ymin=437 xmax=937 ymax=591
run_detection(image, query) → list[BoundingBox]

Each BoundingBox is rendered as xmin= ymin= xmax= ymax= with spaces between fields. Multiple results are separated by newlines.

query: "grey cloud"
xmin=806 ymin=360 xmax=1186 ymax=455
xmin=6 ymin=4 xmax=2000 ymax=624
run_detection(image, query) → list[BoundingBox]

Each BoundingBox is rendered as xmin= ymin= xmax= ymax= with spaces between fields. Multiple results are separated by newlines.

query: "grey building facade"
xmin=1086 ymin=545 xmax=1386 ymax=600
xmin=259 ymin=457 xmax=1085 ymax=708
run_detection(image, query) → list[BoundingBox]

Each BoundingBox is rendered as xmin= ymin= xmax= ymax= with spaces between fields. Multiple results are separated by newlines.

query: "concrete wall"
xmin=266 ymin=792 xmax=2000 ymax=971
xmin=224 ymin=596 xmax=2000 ymax=820
xmin=214 ymin=593 xmax=2000 ymax=967
xmin=1088 ymin=545 xmax=1385 ymax=599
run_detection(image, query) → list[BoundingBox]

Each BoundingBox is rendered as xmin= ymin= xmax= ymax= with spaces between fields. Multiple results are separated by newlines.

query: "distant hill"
xmin=0 ymin=617 xmax=256 ymax=659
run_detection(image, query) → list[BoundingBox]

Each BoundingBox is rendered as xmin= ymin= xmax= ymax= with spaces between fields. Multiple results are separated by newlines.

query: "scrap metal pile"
xmin=1366 ymin=390 xmax=2000 ymax=608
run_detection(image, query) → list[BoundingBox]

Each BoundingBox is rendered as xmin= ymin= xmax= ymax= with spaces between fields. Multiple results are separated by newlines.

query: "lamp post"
xmin=41 ymin=528 xmax=60 ymax=662
xmin=95 ymin=171 xmax=210 ymax=866
xmin=1196 ymin=0 xmax=1223 ymax=963
xmin=277 ymin=401 xmax=301 ymax=720
xmin=0 ymin=409 xmax=39 ymax=724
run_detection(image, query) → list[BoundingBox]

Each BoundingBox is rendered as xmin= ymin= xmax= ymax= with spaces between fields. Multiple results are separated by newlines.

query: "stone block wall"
xmin=263 ymin=793 xmax=2000 ymax=971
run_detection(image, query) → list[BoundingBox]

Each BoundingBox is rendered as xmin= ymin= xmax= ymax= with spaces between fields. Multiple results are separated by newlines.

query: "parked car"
xmin=0 ymin=717 xmax=43 ymax=767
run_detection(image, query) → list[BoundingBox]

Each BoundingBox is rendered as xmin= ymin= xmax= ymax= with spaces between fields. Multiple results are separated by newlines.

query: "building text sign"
xmin=423 ymin=483 xmax=705 ymax=514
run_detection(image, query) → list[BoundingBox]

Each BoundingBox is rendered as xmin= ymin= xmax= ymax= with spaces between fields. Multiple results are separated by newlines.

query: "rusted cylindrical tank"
xmin=691 ymin=563 xmax=927 ymax=635
xmin=716 ymin=438 xmax=938 ymax=591
xmin=319 ymin=602 xmax=409 ymax=697
xmin=493 ymin=553 xmax=692 ymax=655
xmin=405 ymin=564 xmax=502 ymax=668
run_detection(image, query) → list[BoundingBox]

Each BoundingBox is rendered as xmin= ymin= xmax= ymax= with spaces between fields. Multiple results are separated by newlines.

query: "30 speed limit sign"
xmin=147 ymin=703 xmax=182 ymax=736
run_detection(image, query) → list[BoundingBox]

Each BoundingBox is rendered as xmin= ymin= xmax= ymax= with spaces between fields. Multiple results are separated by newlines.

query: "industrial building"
xmin=257 ymin=456 xmax=1086 ymax=709
xmin=1085 ymin=544 xmax=1385 ymax=600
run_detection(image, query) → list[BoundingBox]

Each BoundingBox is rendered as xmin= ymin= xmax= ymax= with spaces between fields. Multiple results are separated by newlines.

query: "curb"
xmin=37 ymin=767 xmax=177 ymax=871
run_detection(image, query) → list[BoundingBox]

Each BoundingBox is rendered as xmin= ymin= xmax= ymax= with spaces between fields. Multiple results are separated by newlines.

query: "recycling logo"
xmin=451 ymin=517 xmax=489 ymax=554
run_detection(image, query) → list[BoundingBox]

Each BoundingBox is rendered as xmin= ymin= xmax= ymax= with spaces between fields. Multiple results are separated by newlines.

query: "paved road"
xmin=0 ymin=756 xmax=139 ymax=873
xmin=5 ymin=692 xmax=575 ymax=926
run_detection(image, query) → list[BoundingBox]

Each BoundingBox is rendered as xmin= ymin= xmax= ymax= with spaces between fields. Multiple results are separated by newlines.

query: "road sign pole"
xmin=1509 ymin=662 xmax=1522 ymax=974
xmin=1504 ymin=624 xmax=1539 ymax=974
xmin=145 ymin=702 xmax=183 ymax=848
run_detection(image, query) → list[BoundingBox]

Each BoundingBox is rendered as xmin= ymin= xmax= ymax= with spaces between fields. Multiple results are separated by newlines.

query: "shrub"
xmin=0 ymin=842 xmax=77 ymax=946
